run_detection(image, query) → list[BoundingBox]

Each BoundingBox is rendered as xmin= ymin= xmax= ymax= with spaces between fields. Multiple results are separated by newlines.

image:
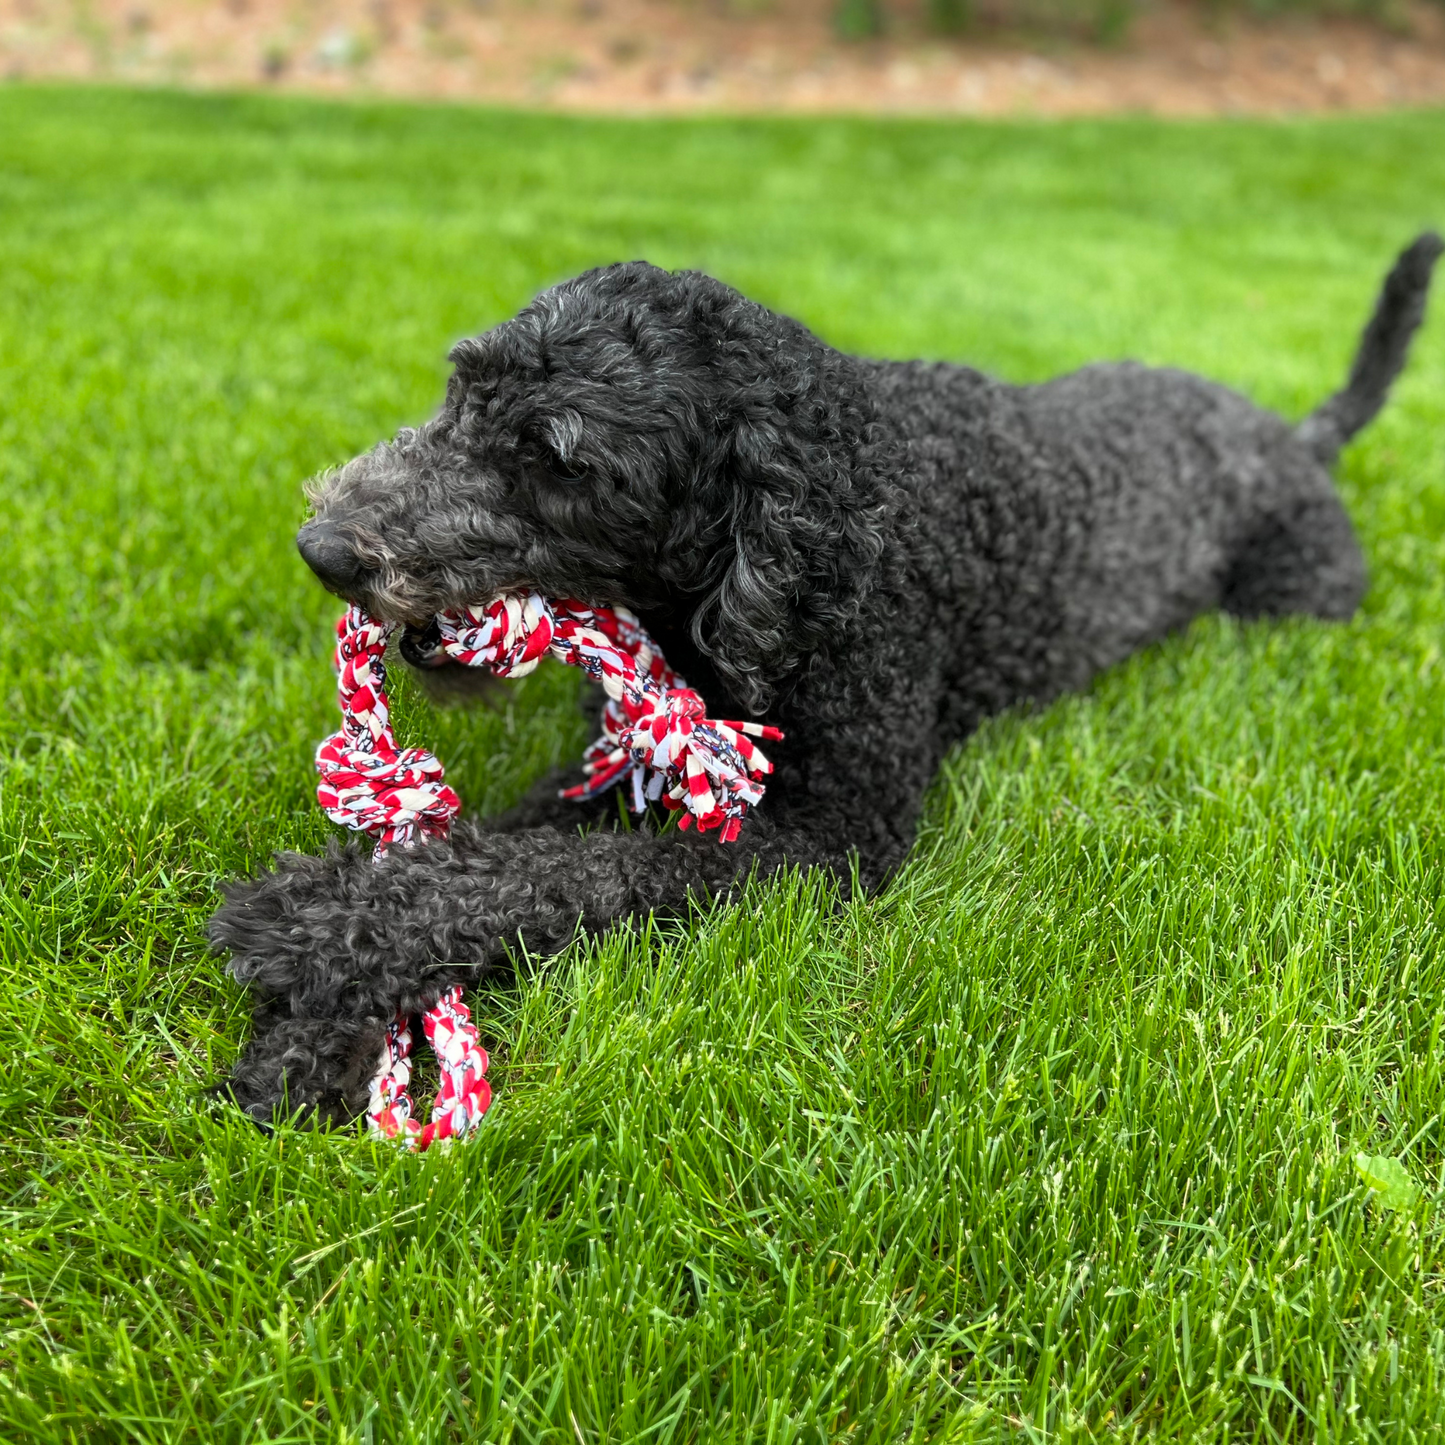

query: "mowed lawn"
xmin=2 ymin=87 xmax=1445 ymax=1442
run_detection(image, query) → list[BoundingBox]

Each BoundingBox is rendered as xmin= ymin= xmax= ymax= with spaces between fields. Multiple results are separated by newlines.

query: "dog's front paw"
xmin=211 ymin=836 xmax=501 ymax=1020
xmin=210 ymin=841 xmax=384 ymax=1006
xmin=222 ymin=1002 xmax=386 ymax=1129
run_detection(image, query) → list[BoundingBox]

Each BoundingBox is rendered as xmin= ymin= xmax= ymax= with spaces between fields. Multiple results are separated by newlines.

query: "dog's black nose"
xmin=297 ymin=520 xmax=361 ymax=590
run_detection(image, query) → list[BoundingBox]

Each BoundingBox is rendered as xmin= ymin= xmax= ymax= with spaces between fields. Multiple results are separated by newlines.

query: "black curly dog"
xmin=212 ymin=234 xmax=1441 ymax=1125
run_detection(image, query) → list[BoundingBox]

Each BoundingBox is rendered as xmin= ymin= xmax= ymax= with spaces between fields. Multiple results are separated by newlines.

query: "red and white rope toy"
xmin=366 ymin=986 xmax=491 ymax=1151
xmin=314 ymin=592 xmax=783 ymax=1147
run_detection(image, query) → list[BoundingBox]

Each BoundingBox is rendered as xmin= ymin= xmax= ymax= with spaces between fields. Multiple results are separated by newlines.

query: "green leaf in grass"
xmin=1355 ymin=1153 xmax=1420 ymax=1212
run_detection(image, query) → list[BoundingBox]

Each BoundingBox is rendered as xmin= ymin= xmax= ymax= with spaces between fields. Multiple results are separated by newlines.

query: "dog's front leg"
xmin=214 ymin=813 xmax=863 ymax=1015
xmin=211 ymin=806 xmax=893 ymax=1124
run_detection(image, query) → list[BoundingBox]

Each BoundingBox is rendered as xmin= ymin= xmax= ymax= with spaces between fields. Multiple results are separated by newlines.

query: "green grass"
xmin=2 ymin=86 xmax=1445 ymax=1442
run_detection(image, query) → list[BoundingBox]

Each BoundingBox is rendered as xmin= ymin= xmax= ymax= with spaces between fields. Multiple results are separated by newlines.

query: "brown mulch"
xmin=4 ymin=0 xmax=1445 ymax=115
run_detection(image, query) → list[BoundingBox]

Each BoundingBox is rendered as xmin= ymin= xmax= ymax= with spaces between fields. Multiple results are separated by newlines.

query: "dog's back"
xmin=870 ymin=234 xmax=1440 ymax=730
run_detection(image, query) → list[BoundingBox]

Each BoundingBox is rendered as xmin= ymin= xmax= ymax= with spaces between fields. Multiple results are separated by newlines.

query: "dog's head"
xmin=299 ymin=261 xmax=893 ymax=710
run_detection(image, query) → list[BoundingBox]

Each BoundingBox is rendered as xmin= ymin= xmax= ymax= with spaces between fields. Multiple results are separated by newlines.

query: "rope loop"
xmin=366 ymin=986 xmax=492 ymax=1151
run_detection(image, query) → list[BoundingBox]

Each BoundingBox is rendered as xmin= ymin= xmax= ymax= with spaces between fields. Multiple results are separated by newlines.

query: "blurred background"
xmin=4 ymin=0 xmax=1444 ymax=114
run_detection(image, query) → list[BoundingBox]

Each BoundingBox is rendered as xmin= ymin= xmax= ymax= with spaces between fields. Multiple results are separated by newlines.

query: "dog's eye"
xmin=540 ymin=410 xmax=587 ymax=482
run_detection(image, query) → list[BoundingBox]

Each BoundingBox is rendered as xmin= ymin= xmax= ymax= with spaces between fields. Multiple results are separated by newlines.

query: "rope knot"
xmin=315 ymin=605 xmax=461 ymax=855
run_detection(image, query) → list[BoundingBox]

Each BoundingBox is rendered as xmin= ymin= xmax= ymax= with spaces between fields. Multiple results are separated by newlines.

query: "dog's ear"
xmin=687 ymin=398 xmax=893 ymax=715
xmin=686 ymin=419 xmax=812 ymax=713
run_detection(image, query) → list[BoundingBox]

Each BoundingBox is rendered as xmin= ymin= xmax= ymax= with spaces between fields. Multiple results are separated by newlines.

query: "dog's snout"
xmin=297 ymin=520 xmax=362 ymax=590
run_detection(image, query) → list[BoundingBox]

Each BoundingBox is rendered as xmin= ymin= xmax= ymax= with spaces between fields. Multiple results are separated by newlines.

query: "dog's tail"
xmin=1296 ymin=231 xmax=1442 ymax=465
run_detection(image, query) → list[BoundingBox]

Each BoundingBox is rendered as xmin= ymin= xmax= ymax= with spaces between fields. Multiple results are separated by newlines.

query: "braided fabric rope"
xmin=366 ymin=986 xmax=491 ymax=1151
xmin=427 ymin=593 xmax=783 ymax=841
xmin=314 ymin=592 xmax=783 ymax=1143
xmin=314 ymin=609 xmax=461 ymax=855
xmin=318 ymin=593 xmax=783 ymax=852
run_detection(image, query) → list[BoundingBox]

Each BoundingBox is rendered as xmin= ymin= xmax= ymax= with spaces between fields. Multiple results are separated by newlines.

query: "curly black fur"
xmin=214 ymin=233 xmax=1442 ymax=1125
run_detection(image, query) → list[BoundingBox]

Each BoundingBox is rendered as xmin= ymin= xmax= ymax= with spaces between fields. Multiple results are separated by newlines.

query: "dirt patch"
xmin=5 ymin=0 xmax=1445 ymax=115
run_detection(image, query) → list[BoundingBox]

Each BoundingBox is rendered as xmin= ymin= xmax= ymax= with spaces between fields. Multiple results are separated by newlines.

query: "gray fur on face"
xmin=216 ymin=236 xmax=1440 ymax=1127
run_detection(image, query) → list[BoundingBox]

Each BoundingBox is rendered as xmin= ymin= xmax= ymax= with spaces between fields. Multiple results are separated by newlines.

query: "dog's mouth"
xmin=398 ymin=617 xmax=445 ymax=668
